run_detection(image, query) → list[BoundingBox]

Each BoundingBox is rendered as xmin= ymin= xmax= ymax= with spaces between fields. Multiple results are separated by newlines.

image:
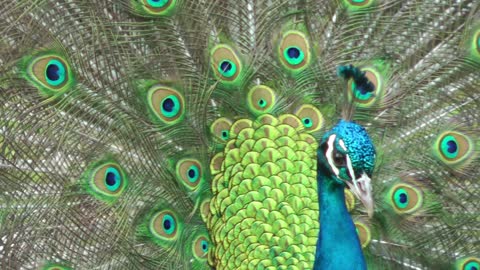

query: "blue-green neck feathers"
xmin=314 ymin=168 xmax=367 ymax=270
xmin=314 ymin=120 xmax=376 ymax=269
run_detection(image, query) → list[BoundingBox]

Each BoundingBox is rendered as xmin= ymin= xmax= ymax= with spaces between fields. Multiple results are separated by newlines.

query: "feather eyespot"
xmin=345 ymin=188 xmax=356 ymax=212
xmin=247 ymin=85 xmax=276 ymax=115
xmin=354 ymin=222 xmax=371 ymax=248
xmin=176 ymin=159 xmax=203 ymax=189
xmin=435 ymin=131 xmax=473 ymax=165
xmin=147 ymin=86 xmax=185 ymax=125
xmin=41 ymin=264 xmax=71 ymax=270
xmin=193 ymin=236 xmax=209 ymax=260
xmin=90 ymin=163 xmax=127 ymax=199
xmin=345 ymin=0 xmax=374 ymax=9
xmin=210 ymin=45 xmax=242 ymax=83
xmin=349 ymin=0 xmax=370 ymax=5
xmin=23 ymin=54 xmax=74 ymax=96
xmin=284 ymin=46 xmax=305 ymax=66
xmin=347 ymin=68 xmax=381 ymax=107
xmin=210 ymin=118 xmax=233 ymax=142
xmin=456 ymin=257 xmax=480 ymax=270
xmin=388 ymin=183 xmax=422 ymax=214
xmin=294 ymin=104 xmax=324 ymax=132
xmin=135 ymin=0 xmax=177 ymax=16
xmin=278 ymin=31 xmax=311 ymax=72
xmin=150 ymin=211 xmax=178 ymax=240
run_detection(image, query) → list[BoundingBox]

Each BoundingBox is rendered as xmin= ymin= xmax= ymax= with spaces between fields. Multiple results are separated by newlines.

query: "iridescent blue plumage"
xmin=315 ymin=120 xmax=376 ymax=269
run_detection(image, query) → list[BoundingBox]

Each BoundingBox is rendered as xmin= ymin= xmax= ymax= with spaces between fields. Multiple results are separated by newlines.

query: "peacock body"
xmin=0 ymin=0 xmax=479 ymax=269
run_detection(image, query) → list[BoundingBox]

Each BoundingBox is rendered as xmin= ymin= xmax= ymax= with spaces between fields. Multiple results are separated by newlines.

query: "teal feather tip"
xmin=456 ymin=257 xmax=480 ymax=270
xmin=433 ymin=131 xmax=474 ymax=167
xmin=20 ymin=52 xmax=75 ymax=96
xmin=175 ymin=159 xmax=204 ymax=190
xmin=278 ymin=30 xmax=312 ymax=73
xmin=130 ymin=0 xmax=177 ymax=16
xmin=210 ymin=45 xmax=243 ymax=85
xmin=81 ymin=160 xmax=128 ymax=202
xmin=146 ymin=86 xmax=185 ymax=125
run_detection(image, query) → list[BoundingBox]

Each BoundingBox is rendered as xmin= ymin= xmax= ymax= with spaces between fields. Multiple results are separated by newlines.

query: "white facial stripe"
xmin=326 ymin=134 xmax=340 ymax=176
xmin=338 ymin=139 xmax=347 ymax=152
xmin=345 ymin=153 xmax=355 ymax=182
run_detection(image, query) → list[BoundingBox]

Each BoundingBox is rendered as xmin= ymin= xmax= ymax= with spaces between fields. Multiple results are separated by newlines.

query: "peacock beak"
xmin=345 ymin=172 xmax=374 ymax=217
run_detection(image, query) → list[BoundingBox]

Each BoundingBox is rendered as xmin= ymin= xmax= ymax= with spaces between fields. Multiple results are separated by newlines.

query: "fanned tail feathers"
xmin=0 ymin=0 xmax=479 ymax=269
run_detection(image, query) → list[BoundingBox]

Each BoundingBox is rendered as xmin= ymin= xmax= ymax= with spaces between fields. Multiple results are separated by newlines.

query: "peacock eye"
xmin=193 ymin=236 xmax=209 ymax=259
xmin=161 ymin=95 xmax=181 ymax=118
xmin=42 ymin=264 xmax=71 ymax=270
xmin=389 ymin=183 xmax=423 ymax=214
xmin=45 ymin=59 xmax=66 ymax=86
xmin=294 ymin=104 xmax=324 ymax=132
xmin=464 ymin=260 xmax=480 ymax=270
xmin=348 ymin=69 xmax=379 ymax=106
xmin=210 ymin=45 xmax=242 ymax=83
xmin=104 ymin=167 xmax=122 ymax=192
xmin=23 ymin=54 xmax=75 ymax=96
xmin=354 ymin=221 xmax=371 ymax=248
xmin=218 ymin=60 xmax=237 ymax=78
xmin=175 ymin=159 xmax=203 ymax=189
xmin=137 ymin=0 xmax=177 ymax=16
xmin=247 ymin=85 xmax=276 ymax=115
xmin=150 ymin=210 xmax=178 ymax=240
xmin=283 ymin=46 xmax=305 ymax=66
xmin=211 ymin=117 xmax=233 ymax=142
xmin=147 ymin=86 xmax=185 ymax=125
xmin=146 ymin=0 xmax=169 ymax=8
xmin=91 ymin=163 xmax=127 ymax=198
xmin=278 ymin=30 xmax=311 ymax=72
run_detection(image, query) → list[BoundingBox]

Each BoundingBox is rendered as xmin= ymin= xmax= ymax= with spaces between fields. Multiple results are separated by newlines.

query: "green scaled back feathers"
xmin=0 ymin=0 xmax=479 ymax=270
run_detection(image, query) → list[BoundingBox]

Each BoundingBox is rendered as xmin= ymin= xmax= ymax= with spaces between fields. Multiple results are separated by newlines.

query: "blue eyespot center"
xmin=162 ymin=214 xmax=176 ymax=235
xmin=160 ymin=95 xmax=181 ymax=118
xmin=399 ymin=192 xmax=407 ymax=204
xmin=217 ymin=59 xmax=237 ymax=78
xmin=164 ymin=219 xmax=171 ymax=230
xmin=287 ymin=47 xmax=300 ymax=59
xmin=394 ymin=188 xmax=409 ymax=209
xmin=186 ymin=165 xmax=200 ymax=183
xmin=162 ymin=97 xmax=174 ymax=112
xmin=45 ymin=59 xmax=66 ymax=86
xmin=201 ymin=240 xmax=208 ymax=252
xmin=440 ymin=135 xmax=460 ymax=159
xmin=258 ymin=98 xmax=266 ymax=107
xmin=465 ymin=261 xmax=480 ymax=270
xmin=302 ymin=117 xmax=313 ymax=128
xmin=188 ymin=169 xmax=195 ymax=178
xmin=220 ymin=61 xmax=232 ymax=73
xmin=283 ymin=46 xmax=305 ymax=66
xmin=104 ymin=167 xmax=122 ymax=192
xmin=46 ymin=64 xmax=60 ymax=81
xmin=106 ymin=172 xmax=117 ymax=186
xmin=221 ymin=130 xmax=229 ymax=140
xmin=446 ymin=140 xmax=458 ymax=154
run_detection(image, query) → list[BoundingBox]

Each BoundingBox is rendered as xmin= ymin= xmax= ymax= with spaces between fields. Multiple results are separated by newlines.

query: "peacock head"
xmin=317 ymin=119 xmax=376 ymax=216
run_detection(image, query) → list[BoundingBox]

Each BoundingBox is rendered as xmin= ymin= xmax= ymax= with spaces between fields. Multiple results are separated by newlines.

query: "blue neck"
xmin=314 ymin=169 xmax=367 ymax=270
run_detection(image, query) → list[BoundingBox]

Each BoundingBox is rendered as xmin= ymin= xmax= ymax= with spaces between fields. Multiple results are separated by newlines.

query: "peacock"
xmin=0 ymin=0 xmax=479 ymax=269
